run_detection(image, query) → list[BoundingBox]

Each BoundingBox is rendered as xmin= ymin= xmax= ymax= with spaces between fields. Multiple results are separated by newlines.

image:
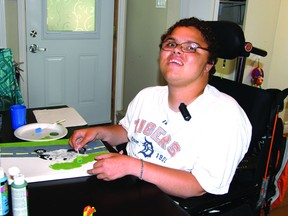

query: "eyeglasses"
xmin=161 ymin=40 xmax=209 ymax=53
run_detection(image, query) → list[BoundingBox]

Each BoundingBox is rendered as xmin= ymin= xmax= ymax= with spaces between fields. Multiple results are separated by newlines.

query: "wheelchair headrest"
xmin=207 ymin=21 xmax=251 ymax=59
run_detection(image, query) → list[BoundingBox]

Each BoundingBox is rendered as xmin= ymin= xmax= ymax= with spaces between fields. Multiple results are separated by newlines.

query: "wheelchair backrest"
xmin=209 ymin=76 xmax=280 ymax=155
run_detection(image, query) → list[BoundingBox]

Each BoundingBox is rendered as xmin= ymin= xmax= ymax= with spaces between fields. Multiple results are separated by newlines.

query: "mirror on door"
xmin=215 ymin=0 xmax=247 ymax=80
xmin=218 ymin=0 xmax=246 ymax=27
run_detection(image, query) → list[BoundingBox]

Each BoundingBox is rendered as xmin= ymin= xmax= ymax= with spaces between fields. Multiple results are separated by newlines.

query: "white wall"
xmin=268 ymin=0 xmax=288 ymax=90
xmin=180 ymin=0 xmax=219 ymax=20
xmin=242 ymin=0 xmax=281 ymax=88
xmin=166 ymin=0 xmax=181 ymax=28
xmin=5 ymin=0 xmax=288 ymax=122
xmin=4 ymin=0 xmax=19 ymax=60
xmin=0 ymin=0 xmax=6 ymax=48
xmin=267 ymin=0 xmax=288 ymax=122
xmin=123 ymin=0 xmax=168 ymax=109
xmin=244 ymin=0 xmax=288 ymax=122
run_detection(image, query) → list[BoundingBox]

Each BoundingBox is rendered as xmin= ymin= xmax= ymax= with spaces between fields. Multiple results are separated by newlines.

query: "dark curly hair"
xmin=159 ymin=17 xmax=218 ymax=75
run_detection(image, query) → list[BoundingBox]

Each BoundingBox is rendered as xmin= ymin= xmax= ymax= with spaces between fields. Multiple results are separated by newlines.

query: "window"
xmin=44 ymin=0 xmax=101 ymax=39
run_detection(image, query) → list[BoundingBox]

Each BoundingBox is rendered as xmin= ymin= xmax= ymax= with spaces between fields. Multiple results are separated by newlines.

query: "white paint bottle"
xmin=11 ymin=174 xmax=28 ymax=216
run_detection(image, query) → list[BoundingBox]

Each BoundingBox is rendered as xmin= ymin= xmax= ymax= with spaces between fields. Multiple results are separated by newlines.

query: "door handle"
xmin=29 ymin=44 xmax=47 ymax=53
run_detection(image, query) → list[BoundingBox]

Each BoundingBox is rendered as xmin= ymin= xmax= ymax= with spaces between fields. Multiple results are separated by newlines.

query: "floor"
xmin=261 ymin=189 xmax=288 ymax=216
xmin=268 ymin=206 xmax=288 ymax=216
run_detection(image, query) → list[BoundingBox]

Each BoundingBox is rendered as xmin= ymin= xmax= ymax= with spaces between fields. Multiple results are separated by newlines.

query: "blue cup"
xmin=10 ymin=105 xmax=26 ymax=130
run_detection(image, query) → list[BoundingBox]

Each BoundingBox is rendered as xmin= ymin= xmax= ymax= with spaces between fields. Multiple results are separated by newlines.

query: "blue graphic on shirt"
xmin=138 ymin=137 xmax=154 ymax=158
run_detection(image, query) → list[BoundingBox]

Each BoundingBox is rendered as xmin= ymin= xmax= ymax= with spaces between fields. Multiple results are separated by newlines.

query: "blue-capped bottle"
xmin=11 ymin=174 xmax=28 ymax=216
xmin=0 ymin=167 xmax=9 ymax=216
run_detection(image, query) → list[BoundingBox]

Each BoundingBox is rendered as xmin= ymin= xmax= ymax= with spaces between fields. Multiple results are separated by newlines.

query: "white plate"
xmin=14 ymin=123 xmax=68 ymax=142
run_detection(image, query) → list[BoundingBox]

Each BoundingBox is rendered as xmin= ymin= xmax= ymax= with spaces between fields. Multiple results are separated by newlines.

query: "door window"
xmin=44 ymin=0 xmax=100 ymax=39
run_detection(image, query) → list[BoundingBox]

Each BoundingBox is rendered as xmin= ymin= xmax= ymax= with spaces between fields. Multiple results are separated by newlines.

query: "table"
xmin=0 ymin=105 xmax=84 ymax=143
xmin=28 ymin=176 xmax=189 ymax=216
xmin=0 ymin=107 xmax=189 ymax=216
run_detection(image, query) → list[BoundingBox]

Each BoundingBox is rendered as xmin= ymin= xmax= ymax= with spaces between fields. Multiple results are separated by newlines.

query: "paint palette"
xmin=14 ymin=123 xmax=68 ymax=142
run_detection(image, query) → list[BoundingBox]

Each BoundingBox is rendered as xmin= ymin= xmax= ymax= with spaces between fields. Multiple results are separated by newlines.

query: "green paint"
xmin=41 ymin=136 xmax=52 ymax=140
xmin=77 ymin=156 xmax=83 ymax=163
xmin=49 ymin=132 xmax=59 ymax=136
xmin=49 ymin=151 xmax=108 ymax=170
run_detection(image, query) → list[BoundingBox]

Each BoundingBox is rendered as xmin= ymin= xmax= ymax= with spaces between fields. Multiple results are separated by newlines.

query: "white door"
xmin=26 ymin=0 xmax=114 ymax=125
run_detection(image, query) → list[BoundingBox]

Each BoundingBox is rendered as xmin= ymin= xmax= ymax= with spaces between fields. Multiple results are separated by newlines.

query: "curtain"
xmin=0 ymin=48 xmax=24 ymax=111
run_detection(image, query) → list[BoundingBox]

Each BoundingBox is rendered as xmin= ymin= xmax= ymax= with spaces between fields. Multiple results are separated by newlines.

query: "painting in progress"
xmin=0 ymin=139 xmax=108 ymax=184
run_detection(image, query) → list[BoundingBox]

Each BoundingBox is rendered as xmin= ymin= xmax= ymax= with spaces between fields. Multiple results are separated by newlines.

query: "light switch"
xmin=156 ymin=0 xmax=166 ymax=8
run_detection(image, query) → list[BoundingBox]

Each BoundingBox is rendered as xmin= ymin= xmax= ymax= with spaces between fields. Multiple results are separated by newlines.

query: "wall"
xmin=5 ymin=0 xmax=288 ymax=122
xmin=122 ymin=0 xmax=168 ymax=110
xmin=5 ymin=0 xmax=19 ymax=61
xmin=268 ymin=0 xmax=288 ymax=90
xmin=180 ymin=0 xmax=237 ymax=80
xmin=267 ymin=0 xmax=288 ymax=122
xmin=122 ymin=0 xmax=288 ymax=121
xmin=166 ymin=0 xmax=180 ymax=28
xmin=242 ymin=0 xmax=280 ymax=88
xmin=243 ymin=0 xmax=287 ymax=122
xmin=0 ymin=0 xmax=6 ymax=48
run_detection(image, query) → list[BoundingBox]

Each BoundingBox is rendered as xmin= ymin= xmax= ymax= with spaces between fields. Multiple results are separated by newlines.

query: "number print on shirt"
xmin=156 ymin=153 xmax=167 ymax=163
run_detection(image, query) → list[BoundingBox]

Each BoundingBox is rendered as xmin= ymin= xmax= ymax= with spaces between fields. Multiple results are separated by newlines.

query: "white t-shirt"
xmin=119 ymin=85 xmax=252 ymax=195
